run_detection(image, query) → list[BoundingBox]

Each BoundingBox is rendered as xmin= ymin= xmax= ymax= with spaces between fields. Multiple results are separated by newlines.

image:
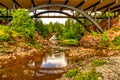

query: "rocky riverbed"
xmin=0 ymin=43 xmax=120 ymax=80
xmin=57 ymin=47 xmax=120 ymax=80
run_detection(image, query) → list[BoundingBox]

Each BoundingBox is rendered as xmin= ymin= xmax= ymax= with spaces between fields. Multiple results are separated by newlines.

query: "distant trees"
xmin=34 ymin=18 xmax=86 ymax=40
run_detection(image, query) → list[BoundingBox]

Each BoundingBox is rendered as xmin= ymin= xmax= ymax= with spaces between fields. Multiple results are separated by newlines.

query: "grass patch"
xmin=65 ymin=68 xmax=101 ymax=80
xmin=100 ymin=32 xmax=110 ymax=47
xmin=75 ymin=69 xmax=101 ymax=80
xmin=112 ymin=36 xmax=120 ymax=46
xmin=60 ymin=39 xmax=79 ymax=46
xmin=65 ymin=68 xmax=80 ymax=78
xmin=92 ymin=59 xmax=106 ymax=67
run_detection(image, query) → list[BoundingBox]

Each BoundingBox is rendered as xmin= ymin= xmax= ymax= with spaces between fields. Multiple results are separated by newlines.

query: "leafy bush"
xmin=75 ymin=69 xmax=101 ymax=80
xmin=100 ymin=32 xmax=110 ymax=47
xmin=65 ymin=68 xmax=80 ymax=78
xmin=62 ymin=30 xmax=74 ymax=39
xmin=112 ymin=36 xmax=120 ymax=46
xmin=92 ymin=59 xmax=106 ymax=66
xmin=12 ymin=8 xmax=35 ymax=39
xmin=0 ymin=25 xmax=11 ymax=41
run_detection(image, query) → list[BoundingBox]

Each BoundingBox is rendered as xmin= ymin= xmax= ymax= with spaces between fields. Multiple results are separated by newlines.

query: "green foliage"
xmin=61 ymin=30 xmax=74 ymax=39
xmin=112 ymin=36 xmax=120 ymax=46
xmin=75 ymin=69 xmax=101 ymax=80
xmin=53 ymin=22 xmax=64 ymax=36
xmin=34 ymin=20 xmax=65 ymax=38
xmin=65 ymin=68 xmax=80 ymax=78
xmin=0 ymin=9 xmax=7 ymax=21
xmin=1 ymin=47 xmax=7 ymax=53
xmin=0 ymin=9 xmax=13 ymax=19
xmin=12 ymin=8 xmax=35 ymax=39
xmin=63 ymin=18 xmax=85 ymax=40
xmin=46 ymin=22 xmax=54 ymax=34
xmin=60 ymin=39 xmax=79 ymax=46
xmin=0 ymin=25 xmax=11 ymax=41
xmin=35 ymin=18 xmax=86 ymax=42
xmin=113 ymin=27 xmax=120 ymax=32
xmin=110 ymin=45 xmax=120 ymax=50
xmin=0 ymin=25 xmax=19 ymax=41
xmin=65 ymin=68 xmax=101 ymax=80
xmin=91 ymin=31 xmax=98 ymax=37
xmin=30 ymin=41 xmax=42 ymax=49
xmin=34 ymin=19 xmax=49 ymax=38
xmin=105 ymin=12 xmax=115 ymax=18
xmin=92 ymin=59 xmax=106 ymax=67
xmin=100 ymin=32 xmax=110 ymax=47
xmin=26 ymin=41 xmax=42 ymax=49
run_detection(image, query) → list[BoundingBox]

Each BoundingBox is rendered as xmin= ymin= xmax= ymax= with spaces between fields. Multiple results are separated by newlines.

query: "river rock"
xmin=107 ymin=29 xmax=120 ymax=42
xmin=3 ymin=42 xmax=8 ymax=47
xmin=80 ymin=34 xmax=102 ymax=48
xmin=96 ymin=57 xmax=120 ymax=80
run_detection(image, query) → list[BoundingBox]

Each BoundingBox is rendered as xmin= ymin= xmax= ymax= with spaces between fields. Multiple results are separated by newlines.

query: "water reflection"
xmin=0 ymin=48 xmax=68 ymax=80
xmin=41 ymin=49 xmax=67 ymax=68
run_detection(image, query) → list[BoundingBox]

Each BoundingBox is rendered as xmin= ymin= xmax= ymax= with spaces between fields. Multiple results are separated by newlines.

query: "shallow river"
xmin=0 ymin=47 xmax=77 ymax=80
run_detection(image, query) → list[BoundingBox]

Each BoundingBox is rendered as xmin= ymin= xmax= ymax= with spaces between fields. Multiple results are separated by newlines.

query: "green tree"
xmin=12 ymin=8 xmax=35 ymax=39
xmin=62 ymin=18 xmax=86 ymax=40
xmin=34 ymin=19 xmax=48 ymax=37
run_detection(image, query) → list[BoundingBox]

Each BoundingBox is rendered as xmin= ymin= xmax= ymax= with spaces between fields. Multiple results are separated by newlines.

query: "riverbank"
xmin=57 ymin=47 xmax=120 ymax=80
xmin=0 ymin=40 xmax=120 ymax=80
xmin=0 ymin=33 xmax=51 ymax=69
xmin=56 ymin=21 xmax=120 ymax=80
xmin=0 ymin=24 xmax=120 ymax=80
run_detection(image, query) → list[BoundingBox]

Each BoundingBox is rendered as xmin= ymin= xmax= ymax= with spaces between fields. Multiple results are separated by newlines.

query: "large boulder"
xmin=80 ymin=34 xmax=102 ymax=48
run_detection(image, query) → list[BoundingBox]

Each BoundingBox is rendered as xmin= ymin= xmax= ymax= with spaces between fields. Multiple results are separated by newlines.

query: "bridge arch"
xmin=33 ymin=10 xmax=90 ymax=32
xmin=29 ymin=4 xmax=103 ymax=33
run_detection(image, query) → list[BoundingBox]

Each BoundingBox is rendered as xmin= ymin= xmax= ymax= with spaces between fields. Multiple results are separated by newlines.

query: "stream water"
xmin=0 ymin=47 xmax=77 ymax=80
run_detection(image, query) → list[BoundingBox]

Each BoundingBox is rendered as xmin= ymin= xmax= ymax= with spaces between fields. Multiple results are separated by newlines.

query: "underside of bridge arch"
xmin=29 ymin=4 xmax=104 ymax=33
xmin=32 ymin=10 xmax=91 ymax=32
